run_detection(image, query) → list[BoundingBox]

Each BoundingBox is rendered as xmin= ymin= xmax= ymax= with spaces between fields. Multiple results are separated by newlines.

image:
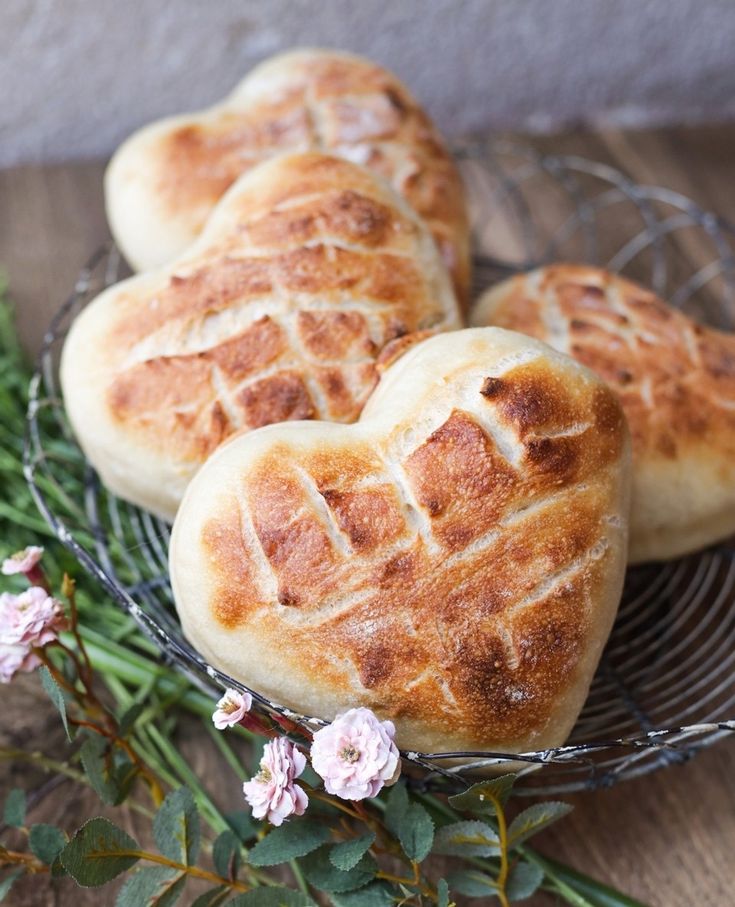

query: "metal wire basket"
xmin=24 ymin=139 xmax=735 ymax=795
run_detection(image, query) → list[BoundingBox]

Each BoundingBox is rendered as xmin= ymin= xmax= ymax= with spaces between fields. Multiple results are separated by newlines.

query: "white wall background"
xmin=2 ymin=0 xmax=735 ymax=167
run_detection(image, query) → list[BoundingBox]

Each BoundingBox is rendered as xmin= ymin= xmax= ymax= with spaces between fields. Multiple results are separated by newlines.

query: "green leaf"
xmin=226 ymin=891 xmax=315 ymax=906
xmin=383 ymin=781 xmax=409 ymax=836
xmin=59 ymin=817 xmax=140 ymax=886
xmin=301 ymin=846 xmax=377 ymax=893
xmin=248 ymin=819 xmax=331 ymax=867
xmin=397 ymin=802 xmax=434 ymax=862
xmin=0 ymin=869 xmax=23 ymax=902
xmin=153 ymin=788 xmax=200 ymax=865
xmin=117 ymin=702 xmax=145 ymax=737
xmin=433 ymin=819 xmax=499 ymax=857
xmin=39 ymin=665 xmax=72 ymax=741
xmin=437 ymin=879 xmax=450 ymax=907
xmin=3 ymin=788 xmax=25 ymax=827
xmin=448 ymin=774 xmax=516 ymax=814
xmin=80 ymin=733 xmax=125 ymax=806
xmin=330 ymin=883 xmax=395 ymax=906
xmin=446 ymin=869 xmax=496 ymax=897
xmin=212 ymin=829 xmax=241 ymax=881
xmin=225 ymin=811 xmax=257 ymax=842
xmin=506 ymin=860 xmax=544 ymax=901
xmin=190 ymin=888 xmax=229 ymax=907
xmin=29 ymin=824 xmax=66 ymax=864
xmin=329 ymin=833 xmax=375 ymax=871
xmin=116 ymin=866 xmax=185 ymax=906
xmin=507 ymin=801 xmax=572 ymax=849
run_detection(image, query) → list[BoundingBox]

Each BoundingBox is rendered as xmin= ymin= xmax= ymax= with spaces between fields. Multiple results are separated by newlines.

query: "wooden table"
xmin=1 ymin=126 xmax=734 ymax=906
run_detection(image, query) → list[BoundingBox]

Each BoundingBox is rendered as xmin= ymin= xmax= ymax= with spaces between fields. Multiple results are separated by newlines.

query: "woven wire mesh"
xmin=24 ymin=139 xmax=735 ymax=795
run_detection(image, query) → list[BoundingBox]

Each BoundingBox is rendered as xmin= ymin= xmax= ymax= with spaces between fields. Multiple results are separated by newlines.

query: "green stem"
xmin=118 ymin=848 xmax=248 ymax=892
xmin=289 ymin=858 xmax=310 ymax=898
xmin=0 ymin=747 xmax=153 ymax=821
xmin=204 ymin=720 xmax=249 ymax=777
xmin=76 ymin=629 xmax=236 ymax=724
xmin=522 ymin=851 xmax=650 ymax=907
xmin=145 ymin=724 xmax=230 ymax=836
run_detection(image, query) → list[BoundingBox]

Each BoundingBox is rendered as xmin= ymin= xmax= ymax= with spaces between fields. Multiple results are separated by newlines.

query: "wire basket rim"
xmin=22 ymin=142 xmax=735 ymax=793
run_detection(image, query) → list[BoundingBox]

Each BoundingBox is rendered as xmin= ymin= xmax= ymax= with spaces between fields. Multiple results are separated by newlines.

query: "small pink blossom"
xmin=2 ymin=546 xmax=44 ymax=576
xmin=212 ymin=688 xmax=253 ymax=730
xmin=0 ymin=643 xmax=40 ymax=684
xmin=243 ymin=737 xmax=309 ymax=826
xmin=310 ymin=707 xmax=401 ymax=800
xmin=0 ymin=587 xmax=65 ymax=647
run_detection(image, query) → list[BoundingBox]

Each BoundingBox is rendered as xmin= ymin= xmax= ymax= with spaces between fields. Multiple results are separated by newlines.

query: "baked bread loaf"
xmin=105 ymin=48 xmax=470 ymax=304
xmin=472 ymin=264 xmax=735 ymax=563
xmin=170 ymin=328 xmax=631 ymax=756
xmin=61 ymin=152 xmax=460 ymax=521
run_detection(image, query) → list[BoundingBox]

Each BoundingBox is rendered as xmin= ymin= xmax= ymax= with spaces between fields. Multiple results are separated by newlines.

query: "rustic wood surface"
xmin=1 ymin=125 xmax=734 ymax=905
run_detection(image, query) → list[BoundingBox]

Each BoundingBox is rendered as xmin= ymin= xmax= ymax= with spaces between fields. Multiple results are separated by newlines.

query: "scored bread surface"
xmin=472 ymin=264 xmax=735 ymax=562
xmin=61 ymin=153 xmax=460 ymax=521
xmin=171 ymin=328 xmax=631 ymax=755
xmin=105 ymin=48 xmax=470 ymax=302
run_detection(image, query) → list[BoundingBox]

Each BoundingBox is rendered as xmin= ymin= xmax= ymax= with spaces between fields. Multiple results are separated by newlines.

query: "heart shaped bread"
xmin=61 ymin=152 xmax=460 ymax=521
xmin=105 ymin=48 xmax=470 ymax=303
xmin=472 ymin=265 xmax=735 ymax=563
xmin=170 ymin=328 xmax=631 ymax=755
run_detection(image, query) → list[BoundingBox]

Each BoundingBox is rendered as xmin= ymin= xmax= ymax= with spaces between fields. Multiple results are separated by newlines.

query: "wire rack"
xmin=24 ymin=139 xmax=735 ymax=795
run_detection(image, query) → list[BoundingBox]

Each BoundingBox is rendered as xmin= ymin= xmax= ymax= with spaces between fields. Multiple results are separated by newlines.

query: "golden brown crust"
xmin=171 ymin=329 xmax=630 ymax=754
xmin=472 ymin=264 xmax=735 ymax=561
xmin=106 ymin=49 xmax=471 ymax=304
xmin=62 ymin=152 xmax=461 ymax=520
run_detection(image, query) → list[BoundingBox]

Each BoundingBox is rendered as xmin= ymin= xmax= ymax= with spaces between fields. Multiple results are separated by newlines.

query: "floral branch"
xmin=0 ymin=543 xmax=649 ymax=907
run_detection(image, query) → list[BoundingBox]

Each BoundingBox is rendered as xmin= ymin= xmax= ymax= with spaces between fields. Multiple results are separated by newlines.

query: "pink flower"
xmin=2 ymin=546 xmax=44 ymax=576
xmin=212 ymin=688 xmax=253 ymax=730
xmin=310 ymin=707 xmax=401 ymax=800
xmin=243 ymin=737 xmax=309 ymax=826
xmin=0 ymin=588 xmax=64 ymax=647
xmin=0 ymin=643 xmax=40 ymax=683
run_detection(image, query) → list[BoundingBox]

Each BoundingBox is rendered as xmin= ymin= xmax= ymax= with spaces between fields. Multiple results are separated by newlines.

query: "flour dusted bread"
xmin=472 ymin=264 xmax=735 ymax=562
xmin=61 ymin=153 xmax=460 ymax=521
xmin=170 ymin=328 xmax=630 ymax=755
xmin=105 ymin=48 xmax=470 ymax=303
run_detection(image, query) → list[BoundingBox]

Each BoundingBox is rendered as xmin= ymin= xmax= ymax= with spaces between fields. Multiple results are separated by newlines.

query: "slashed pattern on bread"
xmin=105 ymin=48 xmax=470 ymax=302
xmin=171 ymin=329 xmax=630 ymax=755
xmin=61 ymin=153 xmax=460 ymax=520
xmin=472 ymin=264 xmax=735 ymax=562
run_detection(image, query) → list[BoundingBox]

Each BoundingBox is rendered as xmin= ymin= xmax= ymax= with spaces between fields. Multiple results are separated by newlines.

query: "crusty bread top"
xmin=472 ymin=265 xmax=735 ymax=561
xmin=105 ymin=48 xmax=470 ymax=303
xmin=170 ymin=329 xmax=630 ymax=754
xmin=61 ymin=152 xmax=460 ymax=520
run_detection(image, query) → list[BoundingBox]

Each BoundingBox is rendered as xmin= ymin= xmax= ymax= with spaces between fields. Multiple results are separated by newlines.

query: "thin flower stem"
xmin=489 ymin=792 xmax=511 ymax=907
xmin=305 ymin=787 xmax=364 ymax=820
xmin=67 ymin=716 xmax=165 ymax=807
xmin=0 ymin=747 xmax=85 ymax=784
xmin=521 ymin=849 xmax=650 ymax=907
xmin=204 ymin=720 xmax=249 ymax=778
xmin=76 ymin=629 xmax=232 ymax=723
xmin=288 ymin=858 xmax=310 ymax=897
xmin=0 ymin=747 xmax=154 ymax=820
xmin=0 ymin=849 xmax=47 ymax=874
xmin=374 ymin=869 xmax=436 ymax=900
xmin=125 ymin=849 xmax=249 ymax=892
xmin=145 ymin=725 xmax=230 ymax=836
xmin=62 ymin=577 xmax=96 ymax=690
xmin=101 ymin=674 xmax=182 ymax=800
